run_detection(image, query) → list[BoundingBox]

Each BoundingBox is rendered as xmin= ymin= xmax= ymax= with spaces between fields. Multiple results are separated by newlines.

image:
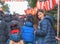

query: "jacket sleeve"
xmin=38 ymin=20 xmax=48 ymax=37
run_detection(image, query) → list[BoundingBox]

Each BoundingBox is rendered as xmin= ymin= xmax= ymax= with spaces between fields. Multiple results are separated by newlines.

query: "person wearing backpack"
xmin=35 ymin=10 xmax=57 ymax=44
xmin=21 ymin=14 xmax=36 ymax=44
xmin=6 ymin=20 xmax=21 ymax=44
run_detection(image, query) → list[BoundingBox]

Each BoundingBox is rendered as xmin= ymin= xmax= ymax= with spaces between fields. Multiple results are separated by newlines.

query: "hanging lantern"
xmin=44 ymin=0 xmax=50 ymax=11
xmin=40 ymin=1 xmax=44 ymax=10
xmin=31 ymin=7 xmax=38 ymax=15
xmin=29 ymin=8 xmax=33 ymax=14
xmin=29 ymin=9 xmax=32 ymax=14
xmin=31 ymin=9 xmax=36 ymax=15
xmin=24 ymin=9 xmax=30 ymax=15
xmin=52 ymin=0 xmax=56 ymax=5
xmin=34 ymin=7 xmax=38 ymax=14
xmin=34 ymin=7 xmax=37 ymax=12
xmin=36 ymin=1 xmax=40 ymax=9
xmin=52 ymin=0 xmax=59 ymax=5
xmin=36 ymin=1 xmax=45 ymax=10
xmin=49 ymin=0 xmax=54 ymax=10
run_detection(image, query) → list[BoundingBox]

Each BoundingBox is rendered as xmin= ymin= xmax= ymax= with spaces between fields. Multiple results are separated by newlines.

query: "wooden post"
xmin=57 ymin=0 xmax=59 ymax=37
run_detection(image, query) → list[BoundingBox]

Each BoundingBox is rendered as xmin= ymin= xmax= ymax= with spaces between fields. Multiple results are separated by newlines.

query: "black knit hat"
xmin=26 ymin=14 xmax=34 ymax=24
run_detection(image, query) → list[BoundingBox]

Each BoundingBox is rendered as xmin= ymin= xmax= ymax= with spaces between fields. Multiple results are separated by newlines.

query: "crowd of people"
xmin=0 ymin=9 xmax=59 ymax=44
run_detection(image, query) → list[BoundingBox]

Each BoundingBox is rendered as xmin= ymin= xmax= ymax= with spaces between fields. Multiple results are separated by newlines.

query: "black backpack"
xmin=9 ymin=20 xmax=21 ymax=42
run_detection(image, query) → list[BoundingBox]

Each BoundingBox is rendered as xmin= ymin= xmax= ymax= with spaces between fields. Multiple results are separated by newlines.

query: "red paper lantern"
xmin=34 ymin=7 xmax=38 ymax=14
xmin=36 ymin=1 xmax=45 ymax=10
xmin=53 ymin=0 xmax=59 ymax=5
xmin=24 ymin=9 xmax=30 ymax=15
xmin=36 ymin=1 xmax=40 ymax=9
xmin=32 ymin=10 xmax=35 ymax=15
xmin=29 ymin=8 xmax=33 ymax=14
xmin=30 ymin=9 xmax=36 ymax=15
xmin=40 ymin=1 xmax=44 ymax=10
xmin=48 ymin=0 xmax=54 ymax=10
xmin=52 ymin=0 xmax=56 ymax=5
xmin=44 ymin=0 xmax=50 ymax=11
xmin=31 ymin=7 xmax=38 ymax=15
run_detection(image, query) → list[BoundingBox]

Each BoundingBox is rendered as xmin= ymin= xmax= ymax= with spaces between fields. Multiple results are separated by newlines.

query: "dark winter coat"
xmin=37 ymin=15 xmax=57 ymax=44
xmin=0 ymin=17 xmax=8 ymax=44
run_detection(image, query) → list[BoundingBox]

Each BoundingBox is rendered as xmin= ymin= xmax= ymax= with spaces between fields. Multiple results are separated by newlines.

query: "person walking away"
xmin=21 ymin=14 xmax=36 ymax=44
xmin=6 ymin=20 xmax=21 ymax=44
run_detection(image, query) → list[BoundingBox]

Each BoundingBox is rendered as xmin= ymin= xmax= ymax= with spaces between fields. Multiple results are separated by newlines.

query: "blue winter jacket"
xmin=37 ymin=15 xmax=57 ymax=44
xmin=21 ymin=21 xmax=35 ymax=42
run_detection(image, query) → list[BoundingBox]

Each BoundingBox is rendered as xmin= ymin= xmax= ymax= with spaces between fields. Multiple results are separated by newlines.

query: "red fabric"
xmin=10 ymin=29 xmax=20 ymax=34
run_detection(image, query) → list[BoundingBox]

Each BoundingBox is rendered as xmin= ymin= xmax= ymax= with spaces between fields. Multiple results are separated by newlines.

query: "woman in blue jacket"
xmin=21 ymin=14 xmax=36 ymax=44
xmin=36 ymin=10 xmax=57 ymax=44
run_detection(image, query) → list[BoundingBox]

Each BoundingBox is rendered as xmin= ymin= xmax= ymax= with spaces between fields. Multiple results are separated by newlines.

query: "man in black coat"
xmin=0 ymin=11 xmax=9 ymax=44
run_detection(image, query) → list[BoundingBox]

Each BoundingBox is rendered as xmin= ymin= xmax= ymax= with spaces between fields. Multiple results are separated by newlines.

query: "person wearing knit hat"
xmin=21 ymin=14 xmax=36 ymax=44
xmin=6 ymin=20 xmax=21 ymax=44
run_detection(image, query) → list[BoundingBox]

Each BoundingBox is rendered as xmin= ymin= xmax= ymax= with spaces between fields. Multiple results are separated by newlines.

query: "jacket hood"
xmin=44 ymin=15 xmax=54 ymax=24
xmin=10 ymin=20 xmax=20 ymax=28
xmin=25 ymin=21 xmax=33 ymax=27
